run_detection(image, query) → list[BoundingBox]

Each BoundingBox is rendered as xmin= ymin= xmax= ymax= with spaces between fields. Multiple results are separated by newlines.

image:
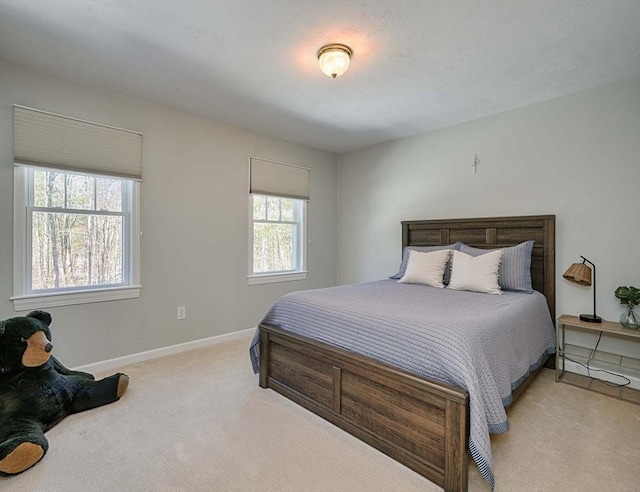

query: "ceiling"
xmin=0 ymin=1 xmax=638 ymax=154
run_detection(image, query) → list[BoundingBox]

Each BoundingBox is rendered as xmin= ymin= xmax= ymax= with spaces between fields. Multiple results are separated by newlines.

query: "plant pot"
xmin=620 ymin=305 xmax=639 ymax=329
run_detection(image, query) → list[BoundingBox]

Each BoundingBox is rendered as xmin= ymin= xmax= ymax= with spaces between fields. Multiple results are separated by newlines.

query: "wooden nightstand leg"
xmin=561 ymin=323 xmax=566 ymax=378
xmin=555 ymin=324 xmax=559 ymax=382
xmin=556 ymin=323 xmax=565 ymax=382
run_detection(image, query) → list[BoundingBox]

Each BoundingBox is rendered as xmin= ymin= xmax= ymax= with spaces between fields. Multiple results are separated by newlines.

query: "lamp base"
xmin=580 ymin=314 xmax=602 ymax=323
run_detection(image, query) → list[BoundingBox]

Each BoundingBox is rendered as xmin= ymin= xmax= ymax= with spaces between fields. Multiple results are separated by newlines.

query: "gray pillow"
xmin=457 ymin=240 xmax=535 ymax=293
xmin=390 ymin=243 xmax=460 ymax=283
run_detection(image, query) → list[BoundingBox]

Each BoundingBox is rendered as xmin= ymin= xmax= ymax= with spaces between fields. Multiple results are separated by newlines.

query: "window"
xmin=248 ymin=157 xmax=309 ymax=285
xmin=249 ymin=194 xmax=306 ymax=283
xmin=12 ymin=166 xmax=141 ymax=309
xmin=11 ymin=105 xmax=142 ymax=310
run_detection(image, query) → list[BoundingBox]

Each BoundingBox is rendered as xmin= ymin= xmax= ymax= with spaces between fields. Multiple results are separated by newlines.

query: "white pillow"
xmin=448 ymin=249 xmax=503 ymax=295
xmin=398 ymin=249 xmax=451 ymax=288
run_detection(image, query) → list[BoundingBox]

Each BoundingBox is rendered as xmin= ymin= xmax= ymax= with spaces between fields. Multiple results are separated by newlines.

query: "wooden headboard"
xmin=402 ymin=215 xmax=556 ymax=320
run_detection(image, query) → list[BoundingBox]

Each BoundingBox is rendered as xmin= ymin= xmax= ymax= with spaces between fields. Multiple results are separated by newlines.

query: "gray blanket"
xmin=250 ymin=280 xmax=555 ymax=490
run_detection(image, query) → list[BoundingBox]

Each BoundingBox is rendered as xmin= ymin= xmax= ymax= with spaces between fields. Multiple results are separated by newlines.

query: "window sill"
xmin=11 ymin=285 xmax=142 ymax=311
xmin=247 ymin=272 xmax=307 ymax=286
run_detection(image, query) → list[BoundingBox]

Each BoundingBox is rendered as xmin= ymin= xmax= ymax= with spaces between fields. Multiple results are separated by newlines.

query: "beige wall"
xmin=0 ymin=60 xmax=338 ymax=366
xmin=337 ymin=78 xmax=640 ymax=357
xmin=2 ymin=58 xmax=638 ymax=367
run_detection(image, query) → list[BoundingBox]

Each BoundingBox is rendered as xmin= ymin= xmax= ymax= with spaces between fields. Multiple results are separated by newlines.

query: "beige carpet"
xmin=2 ymin=334 xmax=639 ymax=492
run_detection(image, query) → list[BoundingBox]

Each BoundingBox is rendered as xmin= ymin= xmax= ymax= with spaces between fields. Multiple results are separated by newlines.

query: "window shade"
xmin=14 ymin=105 xmax=143 ymax=180
xmin=249 ymin=157 xmax=310 ymax=200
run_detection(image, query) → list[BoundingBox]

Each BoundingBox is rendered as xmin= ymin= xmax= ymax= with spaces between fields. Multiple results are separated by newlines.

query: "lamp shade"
xmin=317 ymin=44 xmax=352 ymax=78
xmin=563 ymin=263 xmax=592 ymax=286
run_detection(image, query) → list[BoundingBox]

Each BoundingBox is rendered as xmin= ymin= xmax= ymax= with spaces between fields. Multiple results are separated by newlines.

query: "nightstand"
xmin=557 ymin=314 xmax=640 ymax=404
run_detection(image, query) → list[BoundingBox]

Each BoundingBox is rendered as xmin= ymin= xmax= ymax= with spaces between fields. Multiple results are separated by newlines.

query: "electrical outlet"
xmin=177 ymin=306 xmax=186 ymax=320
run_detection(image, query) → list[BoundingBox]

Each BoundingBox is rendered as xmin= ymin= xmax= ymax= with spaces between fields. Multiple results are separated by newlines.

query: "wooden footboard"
xmin=259 ymin=324 xmax=470 ymax=491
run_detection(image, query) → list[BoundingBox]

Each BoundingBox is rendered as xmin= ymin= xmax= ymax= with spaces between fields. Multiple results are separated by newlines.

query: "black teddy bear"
xmin=0 ymin=310 xmax=129 ymax=476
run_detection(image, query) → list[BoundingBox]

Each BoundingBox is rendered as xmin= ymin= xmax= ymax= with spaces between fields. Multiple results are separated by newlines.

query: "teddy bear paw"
xmin=0 ymin=442 xmax=45 ymax=475
xmin=117 ymin=374 xmax=129 ymax=398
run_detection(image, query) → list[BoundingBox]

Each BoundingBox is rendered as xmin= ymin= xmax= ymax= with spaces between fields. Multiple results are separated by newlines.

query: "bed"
xmin=250 ymin=215 xmax=556 ymax=491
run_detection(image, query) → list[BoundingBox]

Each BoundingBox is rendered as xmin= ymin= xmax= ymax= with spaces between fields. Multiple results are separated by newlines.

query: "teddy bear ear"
xmin=28 ymin=310 xmax=52 ymax=326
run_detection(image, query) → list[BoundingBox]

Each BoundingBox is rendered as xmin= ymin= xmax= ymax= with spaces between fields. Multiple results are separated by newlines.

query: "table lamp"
xmin=563 ymin=256 xmax=602 ymax=323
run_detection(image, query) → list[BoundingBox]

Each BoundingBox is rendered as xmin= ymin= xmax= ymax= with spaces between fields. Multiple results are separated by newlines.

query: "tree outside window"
xmin=27 ymin=168 xmax=131 ymax=292
xmin=251 ymin=194 xmax=305 ymax=277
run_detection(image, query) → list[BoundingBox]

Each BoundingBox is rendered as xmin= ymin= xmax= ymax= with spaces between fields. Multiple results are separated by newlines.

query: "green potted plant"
xmin=614 ymin=286 xmax=639 ymax=329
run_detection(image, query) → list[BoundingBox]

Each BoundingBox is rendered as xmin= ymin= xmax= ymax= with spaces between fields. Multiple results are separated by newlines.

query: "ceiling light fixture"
xmin=317 ymin=44 xmax=352 ymax=79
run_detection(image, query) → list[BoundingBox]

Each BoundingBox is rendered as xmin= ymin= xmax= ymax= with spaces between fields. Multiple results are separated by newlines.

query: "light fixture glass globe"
xmin=317 ymin=44 xmax=352 ymax=78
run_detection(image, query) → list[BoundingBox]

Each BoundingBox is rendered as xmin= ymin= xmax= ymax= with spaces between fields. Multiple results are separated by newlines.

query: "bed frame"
xmin=259 ymin=215 xmax=555 ymax=491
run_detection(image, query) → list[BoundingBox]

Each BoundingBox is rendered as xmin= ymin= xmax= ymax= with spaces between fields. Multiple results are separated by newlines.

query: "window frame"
xmin=11 ymin=165 xmax=141 ymax=310
xmin=248 ymin=193 xmax=307 ymax=285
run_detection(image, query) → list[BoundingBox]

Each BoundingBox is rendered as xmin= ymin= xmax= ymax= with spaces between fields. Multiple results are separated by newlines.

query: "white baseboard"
xmin=72 ymin=327 xmax=256 ymax=374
